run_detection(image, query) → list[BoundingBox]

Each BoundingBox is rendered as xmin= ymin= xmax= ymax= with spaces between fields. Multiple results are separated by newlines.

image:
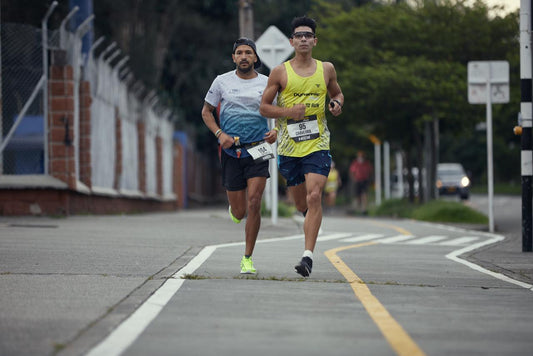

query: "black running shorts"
xmin=220 ymin=150 xmax=270 ymax=191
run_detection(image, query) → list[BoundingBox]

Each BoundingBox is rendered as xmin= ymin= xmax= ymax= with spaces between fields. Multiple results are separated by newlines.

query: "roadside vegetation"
xmin=370 ymin=198 xmax=488 ymax=224
xmin=262 ymin=196 xmax=488 ymax=225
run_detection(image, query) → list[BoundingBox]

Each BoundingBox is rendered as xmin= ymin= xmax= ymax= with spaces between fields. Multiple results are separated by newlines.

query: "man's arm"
xmin=201 ymin=102 xmax=219 ymax=135
xmin=259 ymin=65 xmax=306 ymax=120
xmin=324 ymin=62 xmax=344 ymax=117
xmin=201 ymin=101 xmax=234 ymax=149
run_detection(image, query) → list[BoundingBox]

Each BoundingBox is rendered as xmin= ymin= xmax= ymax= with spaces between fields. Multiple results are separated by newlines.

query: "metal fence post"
xmin=73 ymin=14 xmax=94 ymax=183
xmin=41 ymin=1 xmax=58 ymax=175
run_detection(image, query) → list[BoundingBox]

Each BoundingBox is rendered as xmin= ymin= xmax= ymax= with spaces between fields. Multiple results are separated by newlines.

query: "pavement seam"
xmin=56 ymin=245 xmax=204 ymax=356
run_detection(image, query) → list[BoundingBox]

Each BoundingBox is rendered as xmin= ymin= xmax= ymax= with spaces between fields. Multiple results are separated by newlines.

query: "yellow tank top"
xmin=276 ymin=60 xmax=330 ymax=157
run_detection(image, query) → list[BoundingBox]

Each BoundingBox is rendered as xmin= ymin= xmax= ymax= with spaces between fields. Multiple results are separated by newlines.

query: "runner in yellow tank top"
xmin=260 ymin=16 xmax=344 ymax=277
xmin=276 ymin=60 xmax=330 ymax=157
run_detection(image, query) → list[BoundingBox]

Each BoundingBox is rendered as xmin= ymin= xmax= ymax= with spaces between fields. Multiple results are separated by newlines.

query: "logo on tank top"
xmin=293 ymin=92 xmax=320 ymax=97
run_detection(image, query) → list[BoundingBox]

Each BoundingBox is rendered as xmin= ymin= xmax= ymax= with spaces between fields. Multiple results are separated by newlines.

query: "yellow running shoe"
xmin=240 ymin=256 xmax=257 ymax=274
xmin=229 ymin=206 xmax=241 ymax=224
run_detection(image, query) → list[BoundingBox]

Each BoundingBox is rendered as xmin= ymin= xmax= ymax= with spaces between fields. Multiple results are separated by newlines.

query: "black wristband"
xmin=331 ymin=99 xmax=342 ymax=108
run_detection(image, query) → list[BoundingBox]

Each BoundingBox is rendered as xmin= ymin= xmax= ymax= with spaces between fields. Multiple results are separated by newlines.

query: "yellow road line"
xmin=325 ymin=242 xmax=426 ymax=356
xmin=366 ymin=220 xmax=413 ymax=236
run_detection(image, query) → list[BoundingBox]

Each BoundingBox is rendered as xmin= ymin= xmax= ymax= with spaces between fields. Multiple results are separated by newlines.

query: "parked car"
xmin=436 ymin=163 xmax=470 ymax=200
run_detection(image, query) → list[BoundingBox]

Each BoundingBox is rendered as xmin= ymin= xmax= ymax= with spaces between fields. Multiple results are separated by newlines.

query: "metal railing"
xmin=1 ymin=2 xmax=175 ymax=200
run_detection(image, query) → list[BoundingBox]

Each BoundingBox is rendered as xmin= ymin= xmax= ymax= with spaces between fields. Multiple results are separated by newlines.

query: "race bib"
xmin=287 ymin=115 xmax=319 ymax=142
xmin=246 ymin=141 xmax=275 ymax=163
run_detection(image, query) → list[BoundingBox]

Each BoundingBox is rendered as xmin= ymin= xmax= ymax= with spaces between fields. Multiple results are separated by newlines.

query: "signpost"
xmin=255 ymin=26 xmax=293 ymax=70
xmin=468 ymin=61 xmax=510 ymax=233
xmin=256 ymin=26 xmax=293 ymax=225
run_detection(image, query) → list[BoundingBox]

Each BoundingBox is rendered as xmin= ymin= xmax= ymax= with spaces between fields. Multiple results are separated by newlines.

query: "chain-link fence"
xmin=1 ymin=7 xmax=177 ymax=201
xmin=0 ymin=5 xmax=230 ymax=209
xmin=0 ymin=23 xmax=53 ymax=175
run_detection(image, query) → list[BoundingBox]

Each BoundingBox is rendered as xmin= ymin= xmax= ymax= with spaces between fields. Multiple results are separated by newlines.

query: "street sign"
xmin=255 ymin=25 xmax=293 ymax=70
xmin=468 ymin=61 xmax=510 ymax=104
xmin=467 ymin=60 xmax=510 ymax=233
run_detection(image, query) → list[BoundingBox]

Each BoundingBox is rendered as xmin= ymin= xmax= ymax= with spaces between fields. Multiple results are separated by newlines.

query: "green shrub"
xmin=372 ymin=198 xmax=488 ymax=224
xmin=411 ymin=200 xmax=488 ymax=224
xmin=371 ymin=199 xmax=416 ymax=218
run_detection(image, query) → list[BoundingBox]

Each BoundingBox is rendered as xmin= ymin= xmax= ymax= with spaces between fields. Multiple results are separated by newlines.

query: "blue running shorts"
xmin=278 ymin=150 xmax=331 ymax=187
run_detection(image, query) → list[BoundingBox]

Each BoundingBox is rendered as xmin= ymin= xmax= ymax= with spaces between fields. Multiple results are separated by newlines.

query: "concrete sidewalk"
xmin=462 ymin=225 xmax=533 ymax=286
xmin=459 ymin=194 xmax=533 ymax=286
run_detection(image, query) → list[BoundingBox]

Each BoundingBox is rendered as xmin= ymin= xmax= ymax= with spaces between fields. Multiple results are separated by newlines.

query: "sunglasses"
xmin=291 ymin=31 xmax=315 ymax=40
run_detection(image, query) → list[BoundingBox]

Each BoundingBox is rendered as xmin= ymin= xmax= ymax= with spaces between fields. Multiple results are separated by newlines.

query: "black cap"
xmin=233 ymin=37 xmax=262 ymax=69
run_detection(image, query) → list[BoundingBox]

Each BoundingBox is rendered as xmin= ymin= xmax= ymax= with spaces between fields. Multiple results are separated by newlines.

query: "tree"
xmin=311 ymin=0 xmax=519 ymax=200
xmin=2 ymin=0 xmax=519 ymax=194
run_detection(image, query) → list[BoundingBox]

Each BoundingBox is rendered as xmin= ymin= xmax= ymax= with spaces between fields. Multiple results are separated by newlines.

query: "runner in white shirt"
xmin=201 ymin=37 xmax=278 ymax=275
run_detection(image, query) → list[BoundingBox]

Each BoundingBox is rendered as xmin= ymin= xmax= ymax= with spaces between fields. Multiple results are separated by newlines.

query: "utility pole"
xmin=239 ymin=0 xmax=254 ymax=39
xmin=0 ymin=0 xmax=3 ymax=175
xmin=520 ymin=0 xmax=533 ymax=251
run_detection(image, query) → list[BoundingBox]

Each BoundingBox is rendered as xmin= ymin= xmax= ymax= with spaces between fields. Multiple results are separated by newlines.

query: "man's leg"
xmin=228 ymin=188 xmax=254 ymax=274
xmin=243 ymin=176 xmax=266 ymax=256
xmin=302 ymin=172 xmax=327 ymax=252
xmin=361 ymin=191 xmax=368 ymax=213
xmin=289 ymin=182 xmax=308 ymax=215
xmin=227 ymin=189 xmax=246 ymax=221
xmin=293 ymin=173 xmax=327 ymax=277
xmin=222 ymin=150 xmax=246 ymax=223
xmin=355 ymin=183 xmax=363 ymax=212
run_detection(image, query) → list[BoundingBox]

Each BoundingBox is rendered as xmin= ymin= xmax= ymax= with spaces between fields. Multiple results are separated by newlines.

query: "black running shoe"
xmin=295 ymin=256 xmax=313 ymax=277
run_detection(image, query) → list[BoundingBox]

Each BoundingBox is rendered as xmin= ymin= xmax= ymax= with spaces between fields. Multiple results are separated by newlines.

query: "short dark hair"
xmin=291 ymin=16 xmax=316 ymax=34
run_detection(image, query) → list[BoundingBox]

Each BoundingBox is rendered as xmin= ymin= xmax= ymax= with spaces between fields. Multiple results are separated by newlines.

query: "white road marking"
xmin=84 ymin=233 xmax=337 ymax=356
xmin=406 ymin=235 xmax=447 ymax=244
xmin=445 ymin=235 xmax=533 ymax=291
xmin=438 ymin=236 xmax=479 ymax=246
xmin=340 ymin=234 xmax=384 ymax=243
xmin=85 ymin=224 xmax=533 ymax=356
xmin=317 ymin=232 xmax=354 ymax=241
xmin=378 ymin=235 xmax=415 ymax=244
xmin=85 ymin=245 xmax=217 ymax=356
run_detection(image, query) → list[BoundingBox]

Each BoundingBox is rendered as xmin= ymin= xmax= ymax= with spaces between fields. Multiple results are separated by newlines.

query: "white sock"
xmin=303 ymin=250 xmax=313 ymax=259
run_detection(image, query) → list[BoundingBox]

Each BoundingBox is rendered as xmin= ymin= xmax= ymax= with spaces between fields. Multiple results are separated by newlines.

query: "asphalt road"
xmin=1 ymin=196 xmax=532 ymax=356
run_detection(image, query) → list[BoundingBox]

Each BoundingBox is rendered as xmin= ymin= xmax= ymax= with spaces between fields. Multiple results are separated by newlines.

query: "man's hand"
xmin=218 ymin=133 xmax=234 ymax=149
xmin=264 ymin=129 xmax=278 ymax=144
xmin=329 ymin=100 xmax=342 ymax=117
xmin=289 ymin=104 xmax=306 ymax=120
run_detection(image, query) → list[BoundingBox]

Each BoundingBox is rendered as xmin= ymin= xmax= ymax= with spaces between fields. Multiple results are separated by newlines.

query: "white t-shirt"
xmin=205 ymin=70 xmax=269 ymax=157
